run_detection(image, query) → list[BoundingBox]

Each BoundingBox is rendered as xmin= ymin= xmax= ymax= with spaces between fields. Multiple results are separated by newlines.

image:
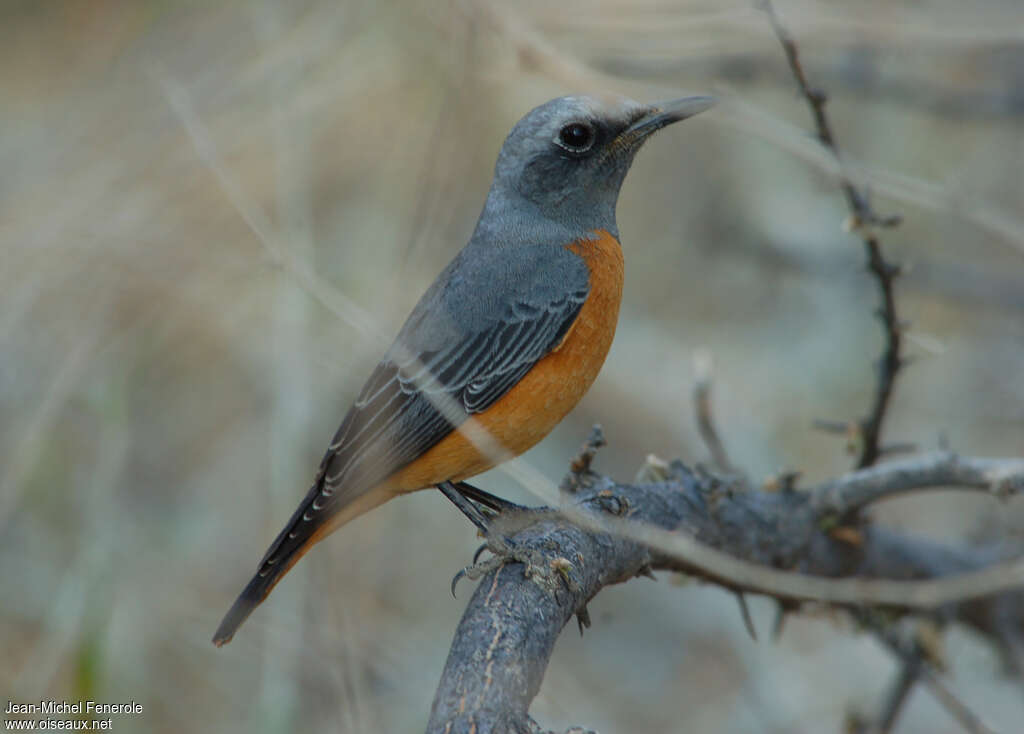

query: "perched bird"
xmin=213 ymin=93 xmax=713 ymax=646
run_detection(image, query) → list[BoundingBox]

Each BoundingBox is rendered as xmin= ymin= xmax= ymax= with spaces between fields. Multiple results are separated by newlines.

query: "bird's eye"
xmin=556 ymin=122 xmax=595 ymax=153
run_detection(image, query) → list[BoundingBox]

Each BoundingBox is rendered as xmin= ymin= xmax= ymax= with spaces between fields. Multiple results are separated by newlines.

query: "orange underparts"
xmin=379 ymin=229 xmax=625 ymax=494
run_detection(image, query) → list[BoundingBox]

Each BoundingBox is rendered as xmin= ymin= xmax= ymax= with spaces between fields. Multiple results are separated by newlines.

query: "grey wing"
xmin=256 ymin=279 xmax=590 ymax=572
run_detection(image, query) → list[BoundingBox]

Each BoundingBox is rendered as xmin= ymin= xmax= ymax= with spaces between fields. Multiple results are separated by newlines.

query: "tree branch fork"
xmin=427 ymin=449 xmax=1024 ymax=734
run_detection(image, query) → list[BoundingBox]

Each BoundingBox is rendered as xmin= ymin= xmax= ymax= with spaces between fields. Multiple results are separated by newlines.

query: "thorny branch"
xmin=755 ymin=6 xmax=1014 ymax=729
xmin=761 ymin=0 xmax=905 ymax=470
xmin=864 ymin=616 xmax=999 ymax=734
xmin=428 ymin=450 xmax=1024 ymax=734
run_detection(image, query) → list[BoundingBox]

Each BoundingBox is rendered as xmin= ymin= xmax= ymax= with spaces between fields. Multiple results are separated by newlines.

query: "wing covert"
xmin=333 ymin=286 xmax=590 ymax=487
xmin=256 ymin=280 xmax=589 ymax=572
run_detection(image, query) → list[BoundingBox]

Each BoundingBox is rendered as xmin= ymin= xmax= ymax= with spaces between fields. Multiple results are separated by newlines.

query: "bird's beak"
xmin=622 ymin=95 xmax=715 ymax=141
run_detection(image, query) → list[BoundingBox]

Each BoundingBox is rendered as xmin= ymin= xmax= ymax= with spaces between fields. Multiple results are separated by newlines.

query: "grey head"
xmin=474 ymin=93 xmax=714 ymax=241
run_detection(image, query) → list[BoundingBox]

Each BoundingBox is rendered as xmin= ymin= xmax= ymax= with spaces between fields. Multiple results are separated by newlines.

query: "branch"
xmin=860 ymin=614 xmax=999 ymax=734
xmin=760 ymin=0 xmax=905 ymax=469
xmin=428 ymin=459 xmax=1024 ymax=733
xmin=812 ymin=451 xmax=1024 ymax=517
xmin=851 ymin=657 xmax=920 ymax=734
xmin=753 ymin=9 xmax=1003 ymax=732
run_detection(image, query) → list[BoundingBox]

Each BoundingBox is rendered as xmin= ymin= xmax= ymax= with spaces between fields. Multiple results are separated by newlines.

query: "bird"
xmin=212 ymin=92 xmax=713 ymax=646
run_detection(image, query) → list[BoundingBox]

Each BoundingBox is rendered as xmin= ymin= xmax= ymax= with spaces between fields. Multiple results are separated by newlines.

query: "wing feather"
xmin=258 ymin=285 xmax=589 ymax=572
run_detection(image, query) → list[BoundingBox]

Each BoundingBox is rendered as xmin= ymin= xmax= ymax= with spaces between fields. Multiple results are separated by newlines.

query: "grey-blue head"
xmin=478 ymin=93 xmax=714 ymax=238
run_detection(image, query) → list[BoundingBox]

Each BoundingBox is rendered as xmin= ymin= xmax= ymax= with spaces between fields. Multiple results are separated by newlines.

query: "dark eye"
xmin=556 ymin=122 xmax=595 ymax=153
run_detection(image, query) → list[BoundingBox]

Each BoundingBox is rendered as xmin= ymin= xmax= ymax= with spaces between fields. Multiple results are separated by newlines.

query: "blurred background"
xmin=2 ymin=0 xmax=1023 ymax=731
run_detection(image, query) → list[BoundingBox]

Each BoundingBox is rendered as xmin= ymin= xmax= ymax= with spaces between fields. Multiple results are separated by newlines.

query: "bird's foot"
xmin=450 ymin=512 xmax=577 ymax=597
xmin=451 ymin=537 xmax=524 ymax=596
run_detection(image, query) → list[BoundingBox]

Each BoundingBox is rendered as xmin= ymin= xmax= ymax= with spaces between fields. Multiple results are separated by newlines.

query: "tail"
xmin=211 ymin=496 xmax=318 ymax=647
xmin=211 ymin=565 xmax=283 ymax=647
xmin=212 ymin=481 xmax=393 ymax=647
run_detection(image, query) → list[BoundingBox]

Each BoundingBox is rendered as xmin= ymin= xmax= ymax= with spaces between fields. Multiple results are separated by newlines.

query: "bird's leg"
xmin=452 ymin=481 xmax=531 ymax=514
xmin=437 ymin=481 xmax=494 ymax=534
xmin=439 ymin=482 xmax=569 ymax=598
xmin=445 ymin=485 xmax=570 ymax=598
xmin=438 ymin=480 xmax=533 ymax=596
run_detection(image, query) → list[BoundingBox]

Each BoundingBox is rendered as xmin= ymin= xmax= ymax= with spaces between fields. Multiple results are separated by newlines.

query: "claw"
xmin=451 ymin=568 xmax=467 ymax=598
xmin=473 ymin=543 xmax=490 ymax=564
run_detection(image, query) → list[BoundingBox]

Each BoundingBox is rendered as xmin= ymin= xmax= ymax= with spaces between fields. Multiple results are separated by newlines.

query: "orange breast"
xmin=380 ymin=229 xmax=624 ymax=493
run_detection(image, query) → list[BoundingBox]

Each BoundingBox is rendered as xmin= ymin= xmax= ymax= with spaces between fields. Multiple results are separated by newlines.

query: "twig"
xmin=811 ymin=451 xmax=1024 ymax=517
xmin=560 ymin=424 xmax=607 ymax=492
xmin=850 ymin=653 xmax=921 ymax=734
xmin=874 ymin=659 xmax=921 ymax=734
xmin=868 ymin=619 xmax=998 ymax=734
xmin=857 ymin=240 xmax=905 ymax=470
xmin=760 ymin=0 xmax=905 ymax=469
xmin=692 ymin=349 xmax=736 ymax=473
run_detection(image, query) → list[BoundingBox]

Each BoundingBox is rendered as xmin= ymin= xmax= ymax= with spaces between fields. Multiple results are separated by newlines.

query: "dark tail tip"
xmin=212 ymin=571 xmax=273 ymax=647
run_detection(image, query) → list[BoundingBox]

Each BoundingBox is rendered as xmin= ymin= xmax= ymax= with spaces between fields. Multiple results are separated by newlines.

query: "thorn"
xmin=735 ymin=592 xmax=758 ymax=642
xmin=636 ymin=564 xmax=656 ymax=581
xmin=576 ymin=605 xmax=592 ymax=636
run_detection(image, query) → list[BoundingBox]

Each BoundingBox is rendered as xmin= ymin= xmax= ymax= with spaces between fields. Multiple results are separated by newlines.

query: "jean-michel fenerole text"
xmin=6 ymin=701 xmax=143 ymax=716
